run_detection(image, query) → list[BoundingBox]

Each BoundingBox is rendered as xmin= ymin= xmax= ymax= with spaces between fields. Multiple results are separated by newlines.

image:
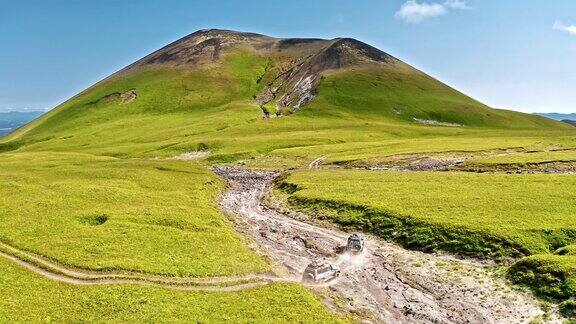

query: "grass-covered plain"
xmin=0 ymin=149 xmax=349 ymax=319
xmin=0 ymin=257 xmax=343 ymax=323
xmin=278 ymin=170 xmax=576 ymax=256
xmin=0 ymin=151 xmax=267 ymax=276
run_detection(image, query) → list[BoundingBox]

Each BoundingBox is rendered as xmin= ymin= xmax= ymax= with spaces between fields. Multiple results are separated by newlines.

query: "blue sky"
xmin=1 ymin=0 xmax=575 ymax=113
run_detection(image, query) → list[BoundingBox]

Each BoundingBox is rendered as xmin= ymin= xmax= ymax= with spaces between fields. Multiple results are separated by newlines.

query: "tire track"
xmin=0 ymin=241 xmax=287 ymax=291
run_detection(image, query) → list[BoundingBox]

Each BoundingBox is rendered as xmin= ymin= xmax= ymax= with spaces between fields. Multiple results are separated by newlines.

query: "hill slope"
xmin=1 ymin=29 xmax=569 ymax=159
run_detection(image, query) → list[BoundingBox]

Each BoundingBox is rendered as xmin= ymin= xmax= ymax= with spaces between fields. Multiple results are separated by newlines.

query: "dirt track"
xmin=0 ymin=242 xmax=283 ymax=292
xmin=214 ymin=167 xmax=554 ymax=323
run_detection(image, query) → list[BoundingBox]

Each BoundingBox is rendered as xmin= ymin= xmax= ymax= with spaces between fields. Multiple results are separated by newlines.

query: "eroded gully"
xmin=214 ymin=167 xmax=554 ymax=323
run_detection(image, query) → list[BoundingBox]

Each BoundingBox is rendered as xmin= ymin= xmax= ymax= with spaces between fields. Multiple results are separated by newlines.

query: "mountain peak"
xmin=125 ymin=29 xmax=273 ymax=69
xmin=190 ymin=28 xmax=269 ymax=39
xmin=120 ymin=29 xmax=402 ymax=112
xmin=327 ymin=38 xmax=398 ymax=65
xmin=126 ymin=29 xmax=396 ymax=72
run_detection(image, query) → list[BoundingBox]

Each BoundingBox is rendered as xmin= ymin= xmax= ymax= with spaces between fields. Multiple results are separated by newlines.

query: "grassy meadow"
xmin=0 ymin=151 xmax=268 ymax=276
xmin=473 ymin=149 xmax=576 ymax=165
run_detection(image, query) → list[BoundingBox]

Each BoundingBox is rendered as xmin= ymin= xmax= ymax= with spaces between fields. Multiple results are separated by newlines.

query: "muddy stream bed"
xmin=214 ymin=167 xmax=555 ymax=323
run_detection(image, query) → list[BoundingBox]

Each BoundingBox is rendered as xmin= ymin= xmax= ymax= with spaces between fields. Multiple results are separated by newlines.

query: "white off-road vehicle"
xmin=303 ymin=260 xmax=340 ymax=283
xmin=346 ymin=234 xmax=365 ymax=253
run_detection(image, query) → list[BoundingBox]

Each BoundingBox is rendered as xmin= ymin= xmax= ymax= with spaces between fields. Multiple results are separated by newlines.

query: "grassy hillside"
xmin=309 ymin=67 xmax=561 ymax=128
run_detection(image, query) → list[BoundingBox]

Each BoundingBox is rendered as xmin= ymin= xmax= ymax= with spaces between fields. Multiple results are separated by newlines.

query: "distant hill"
xmin=534 ymin=112 xmax=576 ymax=122
xmin=562 ymin=119 xmax=576 ymax=126
xmin=0 ymin=111 xmax=43 ymax=136
xmin=1 ymin=29 xmax=569 ymax=156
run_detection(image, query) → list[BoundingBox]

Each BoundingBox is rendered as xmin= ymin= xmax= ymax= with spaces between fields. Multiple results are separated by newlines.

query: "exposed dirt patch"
xmin=101 ymin=92 xmax=121 ymax=103
xmin=120 ymin=89 xmax=137 ymax=103
xmin=174 ymin=151 xmax=210 ymax=160
xmin=335 ymin=148 xmax=576 ymax=174
xmin=460 ymin=161 xmax=576 ymax=174
xmin=309 ymin=156 xmax=326 ymax=169
xmin=413 ymin=118 xmax=462 ymax=127
xmin=128 ymin=29 xmax=274 ymax=69
xmin=342 ymin=155 xmax=467 ymax=172
xmin=406 ymin=157 xmax=465 ymax=171
xmin=93 ymin=89 xmax=137 ymax=105
xmin=214 ymin=167 xmax=553 ymax=323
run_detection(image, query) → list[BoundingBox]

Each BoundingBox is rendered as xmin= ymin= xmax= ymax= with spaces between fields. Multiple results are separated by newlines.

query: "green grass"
xmin=560 ymin=298 xmax=576 ymax=319
xmin=312 ymin=67 xmax=564 ymax=129
xmin=0 ymin=257 xmax=344 ymax=323
xmin=473 ymin=149 xmax=576 ymax=165
xmin=508 ymin=254 xmax=576 ymax=300
xmin=508 ymin=243 xmax=576 ymax=302
xmin=278 ymin=169 xmax=576 ymax=257
xmin=271 ymin=132 xmax=576 ymax=165
xmin=0 ymin=151 xmax=267 ymax=276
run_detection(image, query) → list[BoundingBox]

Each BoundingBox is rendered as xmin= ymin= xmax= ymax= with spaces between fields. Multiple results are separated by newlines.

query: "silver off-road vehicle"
xmin=346 ymin=234 xmax=365 ymax=253
xmin=303 ymin=260 xmax=340 ymax=283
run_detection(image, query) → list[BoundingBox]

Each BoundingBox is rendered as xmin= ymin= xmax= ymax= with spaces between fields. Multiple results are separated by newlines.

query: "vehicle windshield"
xmin=317 ymin=266 xmax=332 ymax=275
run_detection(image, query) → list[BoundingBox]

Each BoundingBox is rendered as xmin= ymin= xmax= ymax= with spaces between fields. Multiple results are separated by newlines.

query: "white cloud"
xmin=395 ymin=0 xmax=470 ymax=24
xmin=395 ymin=1 xmax=447 ymax=23
xmin=554 ymin=21 xmax=576 ymax=36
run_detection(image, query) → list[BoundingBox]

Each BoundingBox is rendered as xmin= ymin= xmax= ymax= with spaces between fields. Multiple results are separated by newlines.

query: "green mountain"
xmin=0 ymin=111 xmax=44 ymax=136
xmin=1 ymin=29 xmax=567 ymax=159
xmin=535 ymin=112 xmax=576 ymax=122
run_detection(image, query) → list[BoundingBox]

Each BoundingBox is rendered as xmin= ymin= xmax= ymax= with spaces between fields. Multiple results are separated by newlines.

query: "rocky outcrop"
xmin=256 ymin=38 xmax=400 ymax=114
xmin=95 ymin=89 xmax=137 ymax=105
xmin=120 ymin=89 xmax=137 ymax=103
xmin=125 ymin=29 xmax=275 ymax=70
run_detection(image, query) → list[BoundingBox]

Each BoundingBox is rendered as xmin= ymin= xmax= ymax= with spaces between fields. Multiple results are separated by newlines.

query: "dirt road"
xmin=0 ymin=241 xmax=283 ymax=292
xmin=214 ymin=167 xmax=553 ymax=323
